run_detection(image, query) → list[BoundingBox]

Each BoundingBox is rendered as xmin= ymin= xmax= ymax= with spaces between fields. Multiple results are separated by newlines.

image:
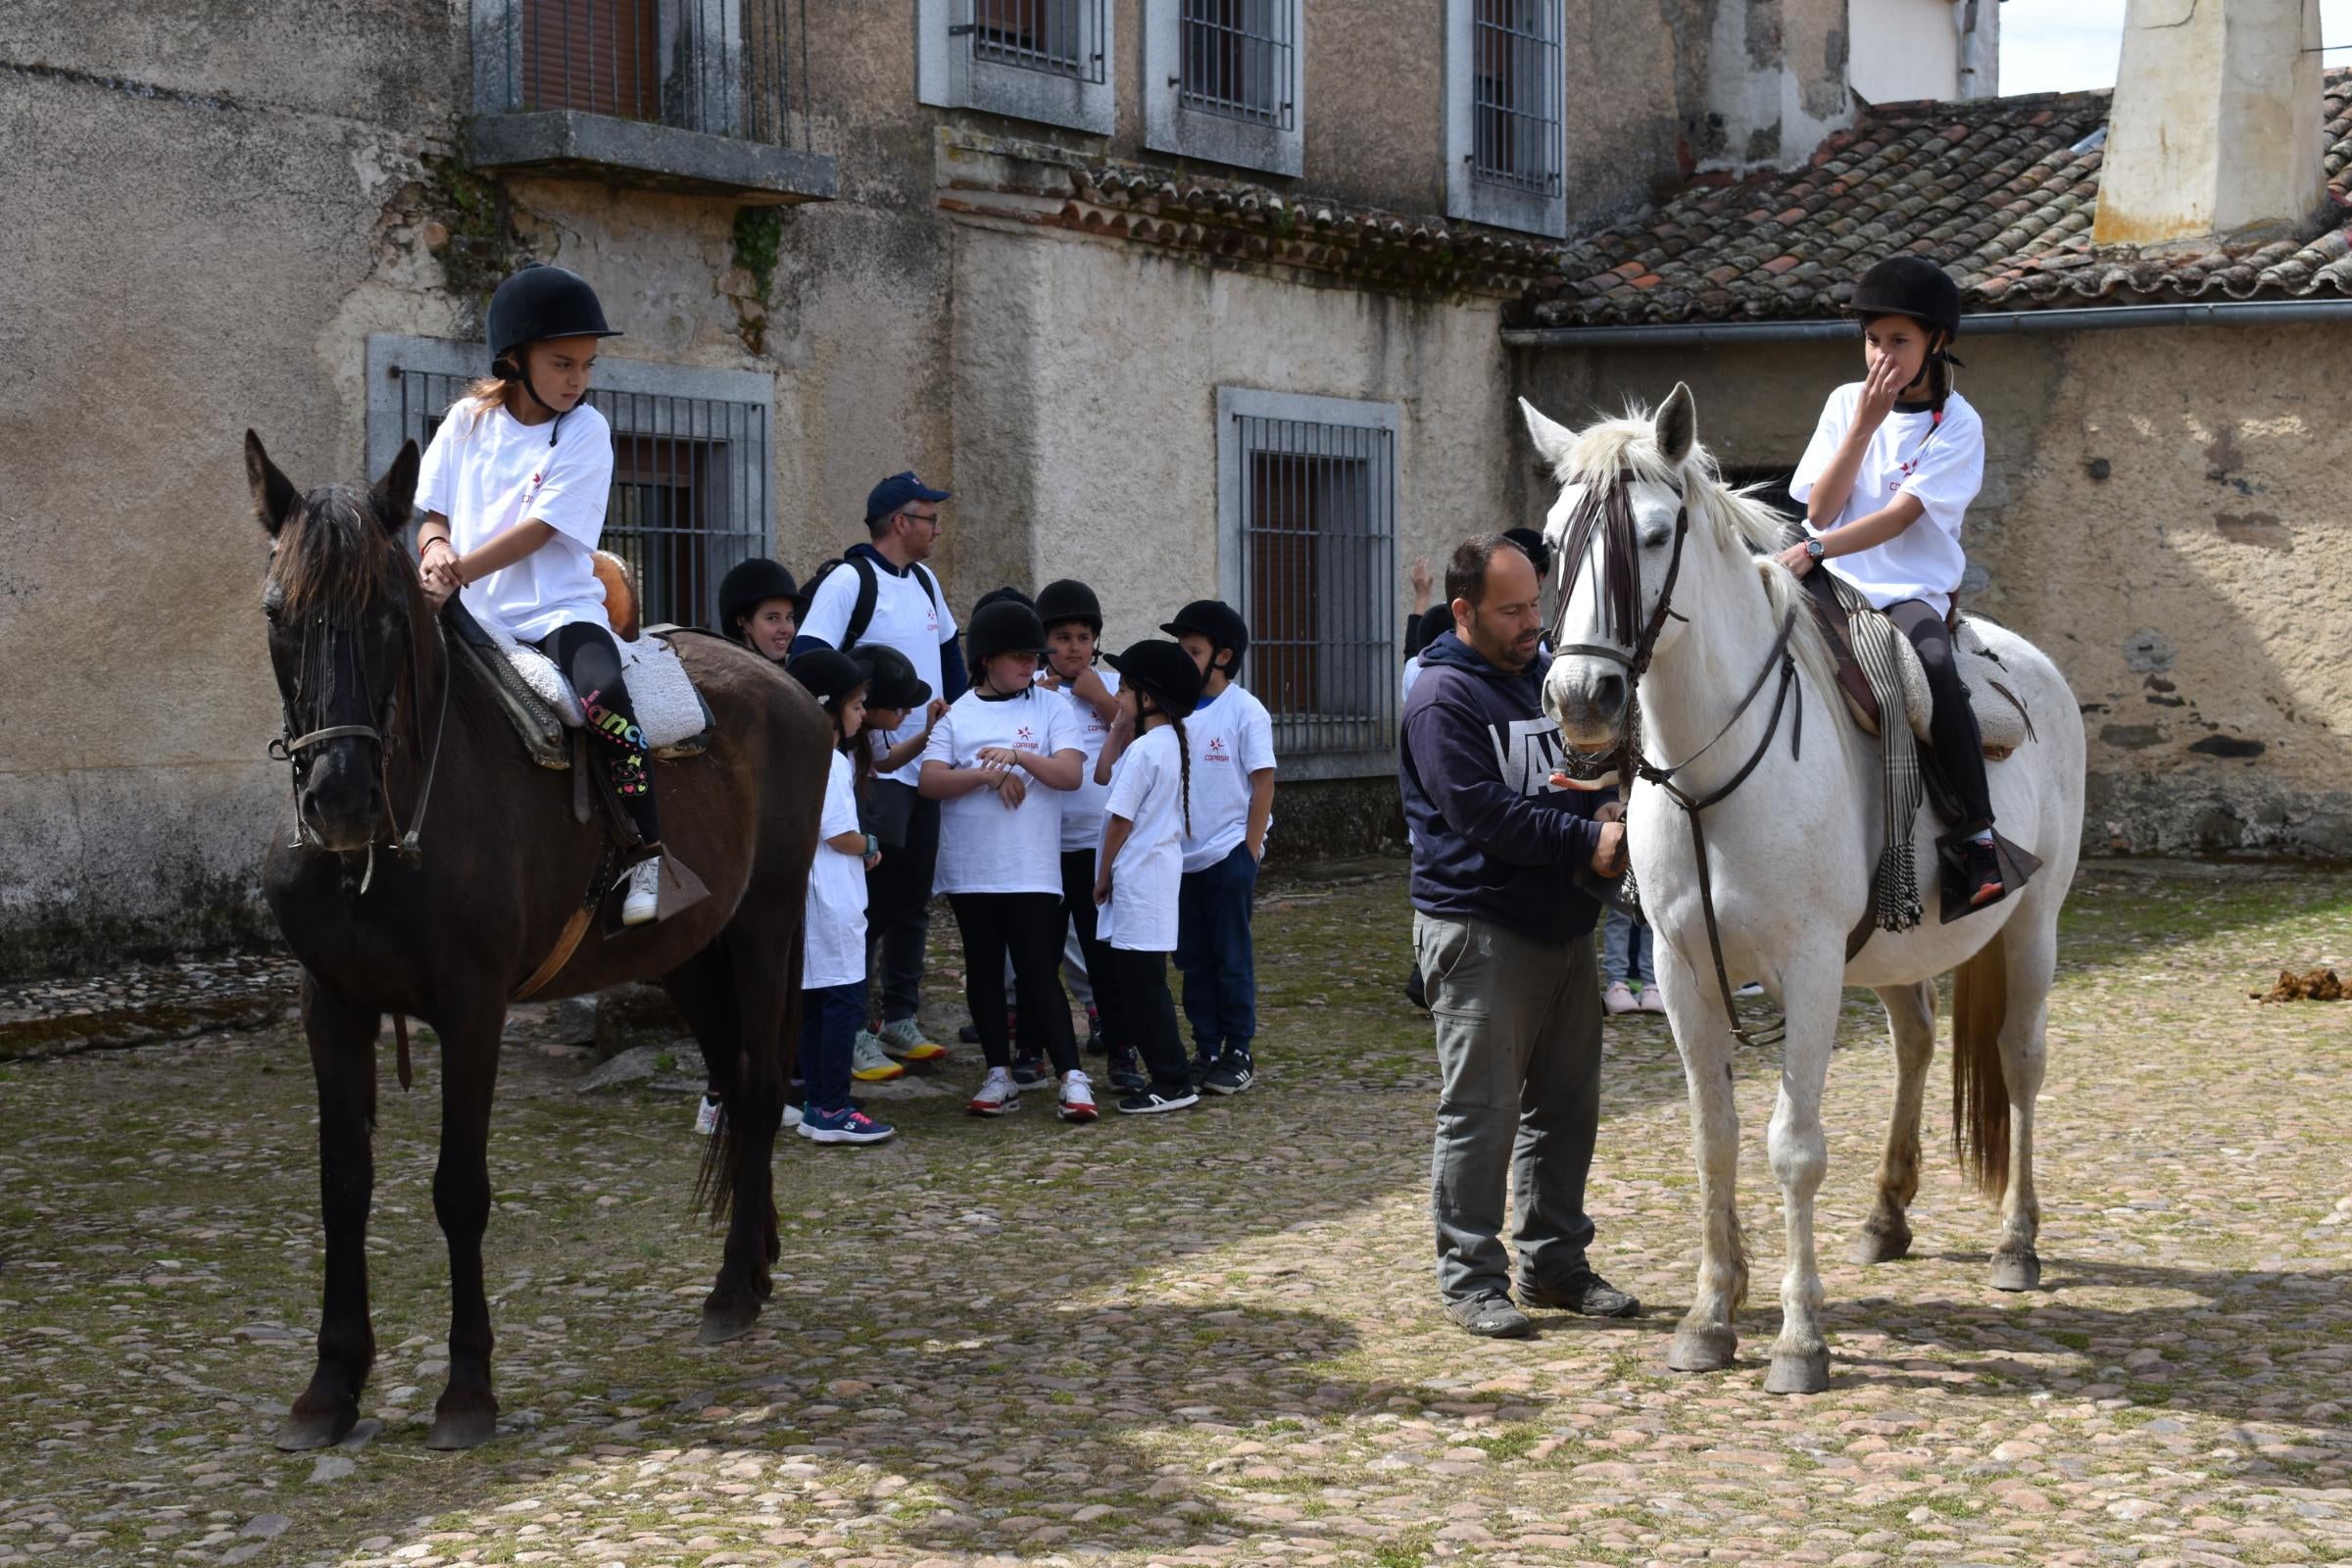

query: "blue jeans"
xmin=799 ymin=982 xmax=864 ymax=1112
xmin=1175 ymin=842 xmax=1258 ymax=1060
xmin=1599 ymin=906 xmax=1654 ymax=987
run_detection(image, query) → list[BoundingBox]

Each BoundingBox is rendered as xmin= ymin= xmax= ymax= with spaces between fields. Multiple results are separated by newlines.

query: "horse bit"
xmin=1552 ymin=471 xmax=1804 ymax=1050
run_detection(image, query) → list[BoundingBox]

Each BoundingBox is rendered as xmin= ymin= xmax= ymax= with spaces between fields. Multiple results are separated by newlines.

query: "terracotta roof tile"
xmin=1518 ymin=72 xmax=2352 ymax=327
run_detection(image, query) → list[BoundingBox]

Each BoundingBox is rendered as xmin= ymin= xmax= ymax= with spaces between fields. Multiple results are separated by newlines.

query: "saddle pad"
xmin=476 ymin=615 xmax=711 ymax=751
xmin=1822 ymin=593 xmax=2028 ymax=758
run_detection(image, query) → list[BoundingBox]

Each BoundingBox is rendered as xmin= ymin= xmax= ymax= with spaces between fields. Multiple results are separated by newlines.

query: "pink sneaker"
xmin=1638 ymin=986 xmax=1668 ymax=1013
xmin=1602 ymin=982 xmax=1640 ymax=1015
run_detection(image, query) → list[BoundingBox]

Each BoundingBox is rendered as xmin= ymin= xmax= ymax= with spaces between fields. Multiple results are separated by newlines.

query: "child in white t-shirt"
xmin=1092 ymin=641 xmax=1206 ymax=1115
xmin=1160 ymin=600 xmax=1278 ymax=1095
xmin=786 ymin=650 xmax=896 ymax=1146
xmin=1783 ymin=255 xmax=2010 ymax=911
xmin=1032 ymin=579 xmax=1127 ymax=1082
xmin=919 ymin=600 xmax=1097 ymax=1122
xmin=413 ymin=265 xmax=672 ymax=928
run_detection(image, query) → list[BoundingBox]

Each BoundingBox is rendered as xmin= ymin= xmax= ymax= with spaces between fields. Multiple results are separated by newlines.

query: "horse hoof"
xmin=424 ymin=1408 xmax=498 ymax=1451
xmin=1763 ymin=1348 xmax=1832 ymax=1396
xmin=1989 ymin=1250 xmax=2042 ymax=1293
xmin=1665 ymin=1326 xmax=1739 ymax=1374
xmin=1850 ymin=1223 xmax=1913 ymax=1265
xmin=699 ymin=1300 xmax=760 ymax=1345
xmin=274 ymin=1406 xmax=356 ymax=1452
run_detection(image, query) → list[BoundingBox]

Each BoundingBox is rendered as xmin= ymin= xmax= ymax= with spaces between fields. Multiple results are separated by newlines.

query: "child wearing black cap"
xmin=1093 ymin=640 xmax=1205 ymax=1114
xmin=1161 ymin=600 xmax=1278 ymax=1096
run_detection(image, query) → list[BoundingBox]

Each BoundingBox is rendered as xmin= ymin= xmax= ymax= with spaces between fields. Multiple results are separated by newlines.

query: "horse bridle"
xmin=1551 ymin=468 xmax=1804 ymax=1050
xmin=269 ymin=596 xmax=452 ymax=892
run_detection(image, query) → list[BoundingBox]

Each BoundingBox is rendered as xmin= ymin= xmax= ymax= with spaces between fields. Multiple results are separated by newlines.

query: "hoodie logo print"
xmin=1489 ymin=717 xmax=1568 ymax=798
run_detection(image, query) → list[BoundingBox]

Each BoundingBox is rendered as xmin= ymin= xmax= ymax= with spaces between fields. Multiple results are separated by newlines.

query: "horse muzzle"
xmin=296 ymin=744 xmax=384 ymax=853
xmin=1544 ymin=661 xmax=1628 ymax=751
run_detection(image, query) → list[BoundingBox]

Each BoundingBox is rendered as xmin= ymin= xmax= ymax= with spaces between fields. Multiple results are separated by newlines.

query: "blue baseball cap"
xmin=865 ymin=470 xmax=953 ymax=524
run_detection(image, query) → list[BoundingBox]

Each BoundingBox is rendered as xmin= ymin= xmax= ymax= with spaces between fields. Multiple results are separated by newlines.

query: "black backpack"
xmin=803 ymin=554 xmax=942 ymax=653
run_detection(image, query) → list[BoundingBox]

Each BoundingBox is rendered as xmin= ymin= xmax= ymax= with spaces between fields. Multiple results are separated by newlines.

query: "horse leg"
xmin=1989 ymin=904 xmax=2054 ymax=1292
xmin=277 ymin=977 xmax=379 ymax=1451
xmin=665 ymin=934 xmax=787 ymax=1344
xmin=425 ymin=994 xmax=506 ymax=1450
xmin=1658 ymin=961 xmax=1746 ymax=1374
xmin=1763 ymin=964 xmax=1841 ymax=1395
xmin=1852 ymin=981 xmax=1936 ymax=1265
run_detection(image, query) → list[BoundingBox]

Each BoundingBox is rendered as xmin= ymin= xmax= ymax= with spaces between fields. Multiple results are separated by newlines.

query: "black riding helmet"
xmin=851 ymin=643 xmax=933 ymax=712
xmin=1844 ymin=257 xmax=1963 ymax=355
xmin=786 ymin=648 xmax=866 ymax=711
xmin=1035 ymin=578 xmax=1104 ymax=634
xmin=966 ymin=599 xmax=1050 ymax=669
xmin=1160 ymin=598 xmax=1249 ymax=678
xmin=1102 ymin=639 xmax=1203 ymax=717
xmin=485 ymin=264 xmax=621 ymax=445
xmin=1502 ymin=526 xmax=1553 ymax=580
xmin=716 ymin=559 xmax=808 ymax=636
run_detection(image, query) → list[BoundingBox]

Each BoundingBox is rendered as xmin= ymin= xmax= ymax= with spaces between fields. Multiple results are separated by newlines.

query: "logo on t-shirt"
xmin=1012 ymin=725 xmax=1037 ymax=751
xmin=1204 ymin=736 xmax=1231 ymax=763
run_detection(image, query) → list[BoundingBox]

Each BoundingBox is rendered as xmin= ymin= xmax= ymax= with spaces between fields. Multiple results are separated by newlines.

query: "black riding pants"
xmin=542 ymin=621 xmax=660 ymax=846
xmin=947 ymin=892 xmax=1078 ymax=1076
xmin=1059 ymin=850 xmax=1116 ymax=1041
xmin=1886 ymin=599 xmax=1993 ymax=829
xmin=1098 ymin=946 xmax=1193 ymax=1095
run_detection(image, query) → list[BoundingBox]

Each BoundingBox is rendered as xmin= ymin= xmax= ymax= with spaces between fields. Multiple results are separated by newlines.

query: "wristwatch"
xmin=1804 ymin=537 xmax=1826 ymax=563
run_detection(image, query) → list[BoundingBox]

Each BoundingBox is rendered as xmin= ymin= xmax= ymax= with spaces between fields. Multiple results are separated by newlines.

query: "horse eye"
xmin=1641 ymin=527 xmax=1671 ymax=550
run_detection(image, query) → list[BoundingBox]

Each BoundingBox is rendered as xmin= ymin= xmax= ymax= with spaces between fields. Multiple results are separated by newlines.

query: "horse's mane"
xmin=1554 ymin=410 xmax=1840 ymax=703
xmin=268 ymin=485 xmax=417 ymax=623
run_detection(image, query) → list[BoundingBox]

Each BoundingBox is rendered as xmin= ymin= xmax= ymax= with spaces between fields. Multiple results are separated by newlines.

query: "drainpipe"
xmin=1499 ymin=298 xmax=2352 ymax=350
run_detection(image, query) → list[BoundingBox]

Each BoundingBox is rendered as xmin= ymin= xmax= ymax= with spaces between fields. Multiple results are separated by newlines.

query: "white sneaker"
xmin=968 ymin=1066 xmax=1020 ymax=1117
xmin=851 ymin=1030 xmax=906 ymax=1082
xmin=1734 ymin=980 xmax=1767 ymax=999
xmin=1057 ymin=1069 xmax=1099 ymax=1124
xmin=1639 ymin=986 xmax=1668 ymax=1014
xmin=1602 ymin=981 xmax=1640 ymax=1015
xmin=620 ymin=859 xmax=662 ymax=927
xmin=694 ymin=1094 xmax=722 ymax=1137
xmin=782 ymin=1102 xmax=803 ymax=1130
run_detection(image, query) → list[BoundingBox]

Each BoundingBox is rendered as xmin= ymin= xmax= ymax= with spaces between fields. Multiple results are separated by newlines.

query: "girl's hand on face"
xmin=1775 ymin=541 xmax=1816 ymax=577
xmin=997 ymin=771 xmax=1028 ymax=810
xmin=1854 ymin=351 xmax=1909 ymax=430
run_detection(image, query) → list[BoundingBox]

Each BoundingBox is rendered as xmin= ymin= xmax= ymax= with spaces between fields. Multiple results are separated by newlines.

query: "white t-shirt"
xmin=1044 ymin=667 xmax=1122 ymax=855
xmin=803 ymin=749 xmax=868 ymax=990
xmin=1097 ymin=725 xmax=1185 ymax=953
xmin=923 ymin=687 xmax=1082 ymax=896
xmin=800 ymin=554 xmax=960 ymax=786
xmin=416 ymin=398 xmax=615 ymax=643
xmin=1401 ymin=656 xmax=1425 ymax=705
xmin=1789 ymin=384 xmax=1984 ymax=617
xmin=1179 ymin=683 xmax=1277 ymax=874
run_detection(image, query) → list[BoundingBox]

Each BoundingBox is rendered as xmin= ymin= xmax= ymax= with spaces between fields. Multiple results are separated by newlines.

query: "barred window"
xmin=1446 ymin=0 xmax=1567 ymax=237
xmin=476 ymin=0 xmax=808 ymax=148
xmin=919 ymin=0 xmax=1115 ymax=132
xmin=1144 ymin=0 xmax=1302 ymax=176
xmin=366 ymin=335 xmax=775 ymax=631
xmin=1179 ymin=0 xmax=1294 ymax=129
xmin=1216 ymin=389 xmax=1399 ymax=773
xmin=970 ymin=0 xmax=1105 ymax=82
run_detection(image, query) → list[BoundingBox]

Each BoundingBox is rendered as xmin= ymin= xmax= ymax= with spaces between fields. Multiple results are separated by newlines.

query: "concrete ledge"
xmin=467 ymin=111 xmax=837 ymax=203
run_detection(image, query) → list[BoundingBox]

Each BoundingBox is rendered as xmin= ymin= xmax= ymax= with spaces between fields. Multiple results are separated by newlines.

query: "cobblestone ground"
xmin=2 ymin=859 xmax=2348 ymax=1568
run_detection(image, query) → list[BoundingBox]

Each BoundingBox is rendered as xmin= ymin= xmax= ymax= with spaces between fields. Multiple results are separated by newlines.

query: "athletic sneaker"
xmin=1083 ymin=1005 xmax=1106 ymax=1055
xmin=781 ymin=1103 xmax=803 ymax=1130
xmin=851 ymin=1031 xmax=906 ymax=1082
xmin=693 ymin=1094 xmax=722 ymax=1137
xmin=1105 ymin=1045 xmax=1147 ymax=1093
xmin=968 ymin=1066 xmax=1020 ymax=1117
xmin=1187 ymin=1054 xmax=1216 ymax=1094
xmin=1057 ymin=1069 xmax=1099 ymax=1123
xmin=798 ymin=1104 xmax=896 ymax=1145
xmin=1117 ymin=1085 xmax=1199 ymax=1114
xmin=877 ymin=1018 xmax=948 ymax=1062
xmin=1202 ymin=1053 xmax=1254 ymax=1097
xmin=1638 ymin=987 xmax=1667 ymax=1014
xmin=1602 ymin=981 xmax=1640 ymax=1015
xmin=620 ymin=858 xmax=662 ymax=927
xmin=1010 ymin=1052 xmax=1050 ymax=1089
xmin=1734 ymin=981 xmax=1767 ymax=999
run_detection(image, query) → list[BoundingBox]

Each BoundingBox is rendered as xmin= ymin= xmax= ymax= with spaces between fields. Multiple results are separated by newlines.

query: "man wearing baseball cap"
xmin=794 ymin=470 xmax=966 ymax=1062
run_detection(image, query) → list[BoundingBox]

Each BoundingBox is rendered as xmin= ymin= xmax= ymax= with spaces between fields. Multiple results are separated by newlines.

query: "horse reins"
xmin=1553 ymin=470 xmax=1804 ymax=1051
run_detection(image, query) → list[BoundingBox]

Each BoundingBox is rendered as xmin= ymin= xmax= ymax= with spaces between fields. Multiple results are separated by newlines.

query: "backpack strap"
xmin=842 ymin=557 xmax=940 ymax=652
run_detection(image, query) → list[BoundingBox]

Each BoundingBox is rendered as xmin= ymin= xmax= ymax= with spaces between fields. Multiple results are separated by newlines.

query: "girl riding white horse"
xmin=1523 ymin=383 xmax=2084 ymax=1395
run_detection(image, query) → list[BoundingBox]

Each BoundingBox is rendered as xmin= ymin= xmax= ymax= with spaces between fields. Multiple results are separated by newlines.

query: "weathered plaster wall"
xmin=1848 ymin=0 xmax=1961 ymax=106
xmin=1515 ymin=323 xmax=2352 ymax=858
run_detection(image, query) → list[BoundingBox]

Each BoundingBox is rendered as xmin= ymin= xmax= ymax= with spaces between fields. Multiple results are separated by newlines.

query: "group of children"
xmin=718 ymin=564 xmax=1278 ymax=1142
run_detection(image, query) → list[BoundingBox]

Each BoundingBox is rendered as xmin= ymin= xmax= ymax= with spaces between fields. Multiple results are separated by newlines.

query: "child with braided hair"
xmin=1092 ymin=640 xmax=1205 ymax=1114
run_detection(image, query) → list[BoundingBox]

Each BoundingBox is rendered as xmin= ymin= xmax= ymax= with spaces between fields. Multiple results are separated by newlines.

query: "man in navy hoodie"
xmin=1401 ymin=533 xmax=1641 ymax=1339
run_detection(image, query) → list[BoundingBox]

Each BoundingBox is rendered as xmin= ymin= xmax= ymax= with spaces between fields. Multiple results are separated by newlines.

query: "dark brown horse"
xmin=244 ymin=432 xmax=827 ymax=1451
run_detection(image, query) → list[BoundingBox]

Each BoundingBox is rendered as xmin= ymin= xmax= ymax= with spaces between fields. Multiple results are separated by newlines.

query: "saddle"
xmin=445 ymin=550 xmax=714 ymax=772
xmin=1796 ymin=570 xmax=2034 ymax=760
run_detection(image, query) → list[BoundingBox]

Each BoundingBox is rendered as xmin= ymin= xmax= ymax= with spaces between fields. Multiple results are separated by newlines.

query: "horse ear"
xmin=1518 ymin=397 xmax=1577 ymax=475
xmin=245 ymin=430 xmax=300 ymax=538
xmin=371 ymin=439 xmax=421 ymax=536
xmin=1655 ymin=383 xmax=1697 ymax=467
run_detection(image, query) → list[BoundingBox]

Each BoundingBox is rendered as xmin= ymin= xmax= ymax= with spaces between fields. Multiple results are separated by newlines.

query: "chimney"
xmin=2092 ymin=0 xmax=2326 ymax=249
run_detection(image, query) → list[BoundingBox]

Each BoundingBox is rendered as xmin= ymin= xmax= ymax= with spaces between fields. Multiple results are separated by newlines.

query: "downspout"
xmin=1499 ymin=298 xmax=2352 ymax=350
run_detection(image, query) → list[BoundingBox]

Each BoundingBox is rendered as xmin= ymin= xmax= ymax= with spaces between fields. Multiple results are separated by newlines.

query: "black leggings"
xmin=948 ymin=892 xmax=1078 ymax=1075
xmin=1060 ymin=850 xmax=1115 ymax=1040
xmin=1886 ymin=600 xmax=1992 ymax=829
xmin=542 ymin=621 xmax=661 ymax=846
xmin=1098 ymin=946 xmax=1192 ymax=1094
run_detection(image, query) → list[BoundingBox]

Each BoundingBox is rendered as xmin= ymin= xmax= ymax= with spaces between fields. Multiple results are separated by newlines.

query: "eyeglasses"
xmin=900 ymin=511 xmax=942 ymax=529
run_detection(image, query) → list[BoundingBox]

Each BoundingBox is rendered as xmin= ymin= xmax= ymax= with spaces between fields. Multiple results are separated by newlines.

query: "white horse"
xmin=1521 ymin=384 xmax=2084 ymax=1395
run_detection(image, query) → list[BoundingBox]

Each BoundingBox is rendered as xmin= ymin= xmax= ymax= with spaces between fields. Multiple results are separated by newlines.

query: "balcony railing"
xmin=469 ymin=0 xmax=834 ymax=203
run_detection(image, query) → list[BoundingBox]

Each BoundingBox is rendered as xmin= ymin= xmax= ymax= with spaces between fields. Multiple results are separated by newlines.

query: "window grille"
xmin=1229 ymin=411 xmax=1397 ymax=761
xmin=490 ymin=0 xmax=810 ymax=148
xmin=1180 ymin=0 xmax=1295 ymax=129
xmin=966 ymin=0 xmax=1106 ymax=82
xmin=1471 ymin=0 xmax=1562 ymax=193
xmin=389 ymin=367 xmax=772 ymax=631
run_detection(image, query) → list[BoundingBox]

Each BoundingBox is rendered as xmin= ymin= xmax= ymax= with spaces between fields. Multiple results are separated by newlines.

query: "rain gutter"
xmin=1499 ymin=298 xmax=2352 ymax=350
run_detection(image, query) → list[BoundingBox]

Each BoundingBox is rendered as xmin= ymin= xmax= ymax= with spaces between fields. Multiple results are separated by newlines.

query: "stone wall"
xmin=1515 ymin=321 xmax=2352 ymax=858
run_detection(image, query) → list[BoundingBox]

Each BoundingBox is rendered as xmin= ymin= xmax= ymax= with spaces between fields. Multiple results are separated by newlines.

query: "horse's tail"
xmin=1950 ymin=925 xmax=2012 ymax=1200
